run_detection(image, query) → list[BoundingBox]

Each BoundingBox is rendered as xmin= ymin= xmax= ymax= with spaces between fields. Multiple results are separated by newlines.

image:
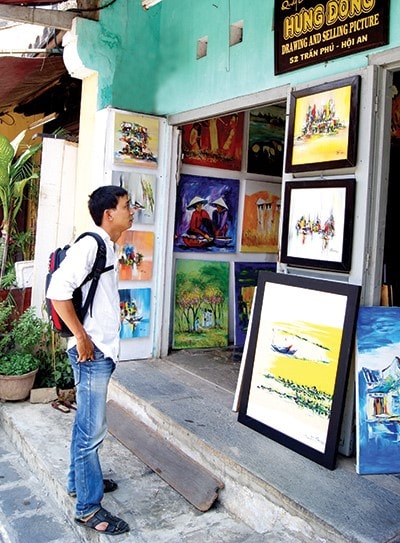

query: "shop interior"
xmin=383 ymin=70 xmax=400 ymax=306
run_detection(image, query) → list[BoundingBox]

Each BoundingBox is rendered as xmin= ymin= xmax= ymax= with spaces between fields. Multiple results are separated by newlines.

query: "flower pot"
xmin=0 ymin=368 xmax=38 ymax=401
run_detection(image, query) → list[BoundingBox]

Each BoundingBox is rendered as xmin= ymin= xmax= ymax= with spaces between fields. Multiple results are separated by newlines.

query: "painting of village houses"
xmin=240 ymin=179 xmax=281 ymax=253
xmin=173 ymin=259 xmax=229 ymax=349
xmin=113 ymin=112 xmax=159 ymax=168
xmin=290 ymin=84 xmax=352 ymax=167
xmin=356 ymin=306 xmax=400 ymax=474
xmin=174 ymin=174 xmax=239 ymax=253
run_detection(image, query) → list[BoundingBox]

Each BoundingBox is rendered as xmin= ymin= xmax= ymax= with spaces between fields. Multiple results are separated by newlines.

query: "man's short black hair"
xmin=88 ymin=185 xmax=128 ymax=226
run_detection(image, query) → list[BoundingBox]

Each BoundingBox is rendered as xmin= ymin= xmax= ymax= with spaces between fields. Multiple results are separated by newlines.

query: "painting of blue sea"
xmin=119 ymin=288 xmax=151 ymax=339
xmin=356 ymin=306 xmax=400 ymax=474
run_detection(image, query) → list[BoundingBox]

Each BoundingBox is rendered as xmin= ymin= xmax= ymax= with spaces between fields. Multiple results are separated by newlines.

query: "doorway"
xmin=383 ymin=70 xmax=400 ymax=306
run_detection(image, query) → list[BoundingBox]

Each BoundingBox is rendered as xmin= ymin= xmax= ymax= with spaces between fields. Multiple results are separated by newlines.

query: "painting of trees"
xmin=173 ymin=259 xmax=229 ymax=348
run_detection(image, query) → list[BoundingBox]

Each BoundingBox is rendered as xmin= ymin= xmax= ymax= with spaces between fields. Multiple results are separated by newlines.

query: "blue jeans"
xmin=66 ymin=345 xmax=115 ymax=519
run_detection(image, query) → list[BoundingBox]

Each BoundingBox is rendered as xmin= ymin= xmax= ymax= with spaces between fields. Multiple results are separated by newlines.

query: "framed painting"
xmin=173 ymin=259 xmax=229 ymax=349
xmin=356 ymin=307 xmax=400 ymax=475
xmin=117 ymin=230 xmax=154 ymax=281
xmin=238 ymin=271 xmax=360 ymax=470
xmin=181 ymin=112 xmax=244 ymax=171
xmin=119 ymin=287 xmax=151 ymax=339
xmin=247 ymin=104 xmax=285 ymax=177
xmin=112 ymin=171 xmax=156 ymax=224
xmin=280 ymin=179 xmax=355 ymax=272
xmin=240 ymin=179 xmax=282 ymax=253
xmin=174 ymin=174 xmax=239 ymax=253
xmin=285 ymin=76 xmax=360 ymax=173
xmin=113 ymin=112 xmax=159 ymax=168
xmin=234 ymin=261 xmax=276 ymax=347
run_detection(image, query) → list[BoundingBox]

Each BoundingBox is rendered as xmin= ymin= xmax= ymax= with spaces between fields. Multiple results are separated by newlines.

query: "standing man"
xmin=47 ymin=185 xmax=133 ymax=535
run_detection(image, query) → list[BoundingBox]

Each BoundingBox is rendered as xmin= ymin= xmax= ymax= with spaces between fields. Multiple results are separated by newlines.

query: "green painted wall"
xmin=77 ymin=0 xmax=400 ymax=116
xmin=76 ymin=1 xmax=161 ymax=112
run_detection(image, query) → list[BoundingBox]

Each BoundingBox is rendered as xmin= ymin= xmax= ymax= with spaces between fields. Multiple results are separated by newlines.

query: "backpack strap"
xmin=74 ymin=232 xmax=114 ymax=319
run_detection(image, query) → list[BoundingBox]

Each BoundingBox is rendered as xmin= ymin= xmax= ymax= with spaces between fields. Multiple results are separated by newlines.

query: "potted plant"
xmin=0 ymin=301 xmax=47 ymax=401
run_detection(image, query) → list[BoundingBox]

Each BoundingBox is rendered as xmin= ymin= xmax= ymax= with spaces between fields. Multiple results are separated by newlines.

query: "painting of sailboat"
xmin=238 ymin=271 xmax=360 ymax=469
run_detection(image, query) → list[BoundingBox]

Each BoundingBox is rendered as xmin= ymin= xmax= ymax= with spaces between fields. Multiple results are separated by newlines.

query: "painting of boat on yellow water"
xmin=238 ymin=271 xmax=360 ymax=469
xmin=286 ymin=76 xmax=360 ymax=173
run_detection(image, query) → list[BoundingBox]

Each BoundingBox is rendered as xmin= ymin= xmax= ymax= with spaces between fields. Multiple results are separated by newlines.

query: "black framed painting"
xmin=285 ymin=76 xmax=360 ymax=173
xmin=280 ymin=178 xmax=356 ymax=272
xmin=238 ymin=271 xmax=360 ymax=470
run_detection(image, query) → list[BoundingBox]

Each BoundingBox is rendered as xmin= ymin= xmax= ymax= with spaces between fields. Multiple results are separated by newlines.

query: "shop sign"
xmin=274 ymin=0 xmax=390 ymax=75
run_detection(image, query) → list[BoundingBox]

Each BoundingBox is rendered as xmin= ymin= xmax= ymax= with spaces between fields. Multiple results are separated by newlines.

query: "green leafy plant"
xmin=0 ymin=130 xmax=41 ymax=284
xmin=0 ymin=352 xmax=40 ymax=376
xmin=0 ymin=303 xmax=46 ymax=376
xmin=35 ymin=322 xmax=74 ymax=390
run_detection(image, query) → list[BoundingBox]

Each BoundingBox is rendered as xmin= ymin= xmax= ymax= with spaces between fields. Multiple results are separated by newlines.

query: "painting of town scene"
xmin=112 ymin=171 xmax=156 ymax=224
xmin=282 ymin=181 xmax=351 ymax=268
xmin=117 ymin=230 xmax=154 ymax=281
xmin=286 ymin=77 xmax=359 ymax=172
xmin=247 ymin=104 xmax=285 ymax=177
xmin=240 ymin=179 xmax=281 ymax=253
xmin=174 ymin=174 xmax=239 ymax=253
xmin=181 ymin=112 xmax=244 ymax=171
xmin=119 ymin=287 xmax=151 ymax=339
xmin=173 ymin=259 xmax=229 ymax=349
xmin=240 ymin=277 xmax=350 ymax=459
xmin=356 ymin=307 xmax=400 ymax=474
xmin=234 ymin=262 xmax=276 ymax=347
xmin=113 ymin=112 xmax=159 ymax=168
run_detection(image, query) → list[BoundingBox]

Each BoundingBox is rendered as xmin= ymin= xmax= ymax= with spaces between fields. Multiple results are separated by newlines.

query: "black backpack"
xmin=45 ymin=232 xmax=113 ymax=338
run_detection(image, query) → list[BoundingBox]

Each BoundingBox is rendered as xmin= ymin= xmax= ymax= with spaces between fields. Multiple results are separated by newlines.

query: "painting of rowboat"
xmin=174 ymin=174 xmax=239 ymax=253
xmin=356 ymin=306 xmax=400 ymax=474
xmin=238 ymin=271 xmax=360 ymax=469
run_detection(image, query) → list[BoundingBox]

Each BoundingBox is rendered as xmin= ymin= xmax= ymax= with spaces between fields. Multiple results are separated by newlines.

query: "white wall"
xmin=31 ymin=138 xmax=78 ymax=318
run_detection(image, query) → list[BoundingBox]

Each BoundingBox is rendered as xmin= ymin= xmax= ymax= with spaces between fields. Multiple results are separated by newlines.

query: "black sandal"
xmin=68 ymin=478 xmax=118 ymax=498
xmin=75 ymin=507 xmax=129 ymax=535
xmin=103 ymin=478 xmax=118 ymax=493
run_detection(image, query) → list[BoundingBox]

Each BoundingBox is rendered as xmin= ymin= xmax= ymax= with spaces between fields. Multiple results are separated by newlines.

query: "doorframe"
xmin=364 ymin=49 xmax=400 ymax=305
xmin=161 ymin=86 xmax=290 ymax=357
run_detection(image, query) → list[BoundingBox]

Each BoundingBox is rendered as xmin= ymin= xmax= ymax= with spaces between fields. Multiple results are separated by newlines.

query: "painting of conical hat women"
xmin=174 ymin=174 xmax=240 ymax=253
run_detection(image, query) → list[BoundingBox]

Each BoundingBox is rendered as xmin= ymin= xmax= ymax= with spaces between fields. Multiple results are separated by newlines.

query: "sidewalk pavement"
xmin=1 ymin=349 xmax=400 ymax=543
xmin=0 ymin=393 xmax=311 ymax=543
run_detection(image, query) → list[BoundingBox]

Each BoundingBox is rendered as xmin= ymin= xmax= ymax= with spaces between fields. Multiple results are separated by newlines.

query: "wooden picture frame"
xmin=280 ymin=178 xmax=356 ymax=272
xmin=285 ymin=76 xmax=360 ymax=173
xmin=238 ymin=271 xmax=360 ymax=470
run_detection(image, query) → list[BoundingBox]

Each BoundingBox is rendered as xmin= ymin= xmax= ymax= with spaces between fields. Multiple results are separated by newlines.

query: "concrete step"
xmin=0 ymin=425 xmax=78 ymax=543
xmin=108 ymin=356 xmax=400 ymax=543
xmin=0 ymin=400 xmax=303 ymax=543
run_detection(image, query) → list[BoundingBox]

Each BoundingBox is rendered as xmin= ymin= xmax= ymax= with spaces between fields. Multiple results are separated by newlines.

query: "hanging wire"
xmin=0 ymin=112 xmax=15 ymax=126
